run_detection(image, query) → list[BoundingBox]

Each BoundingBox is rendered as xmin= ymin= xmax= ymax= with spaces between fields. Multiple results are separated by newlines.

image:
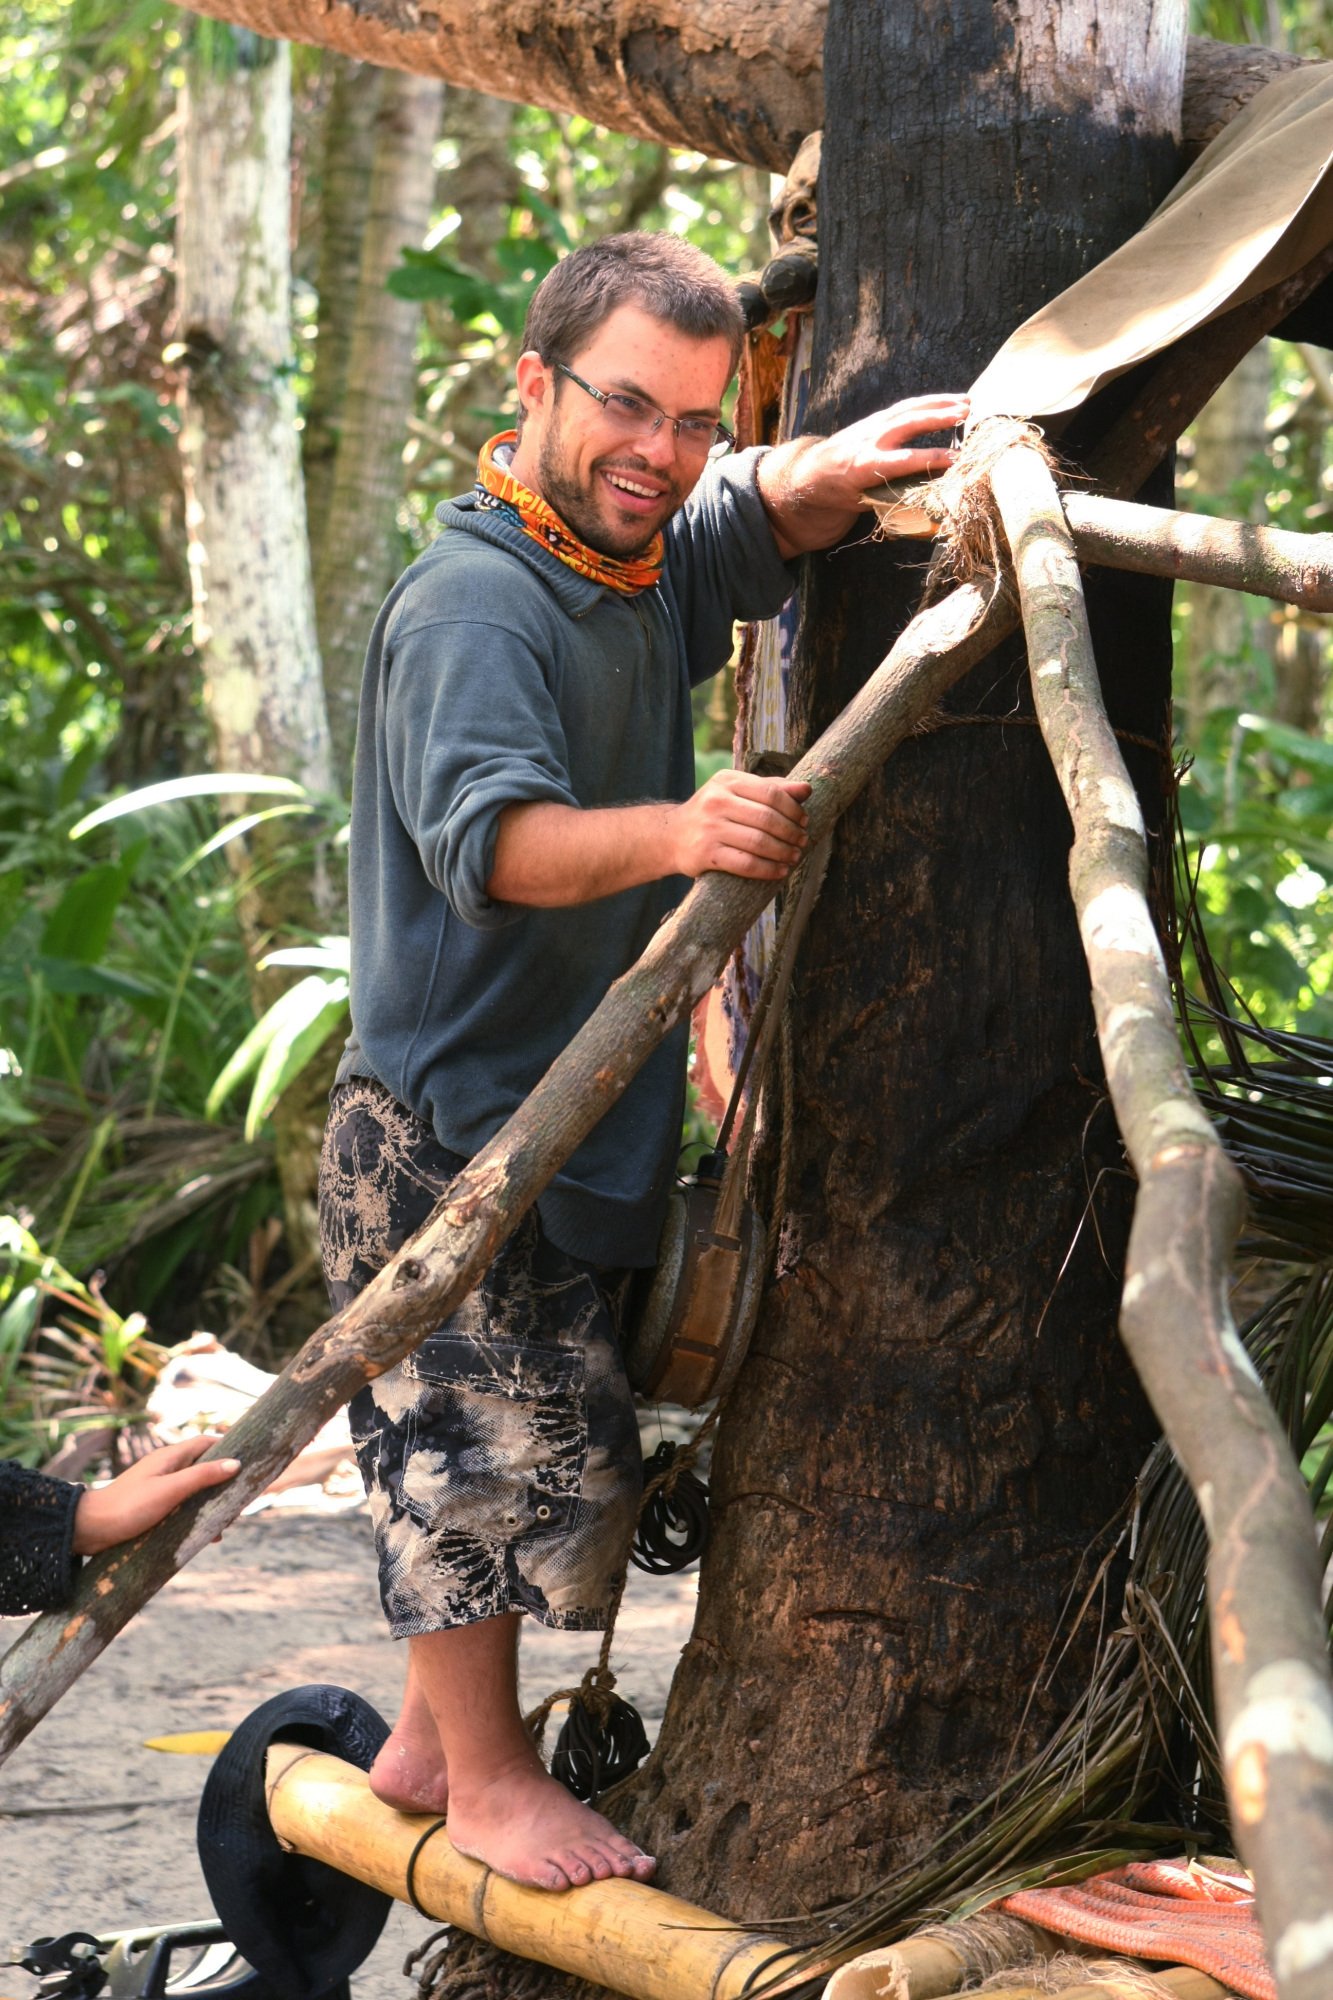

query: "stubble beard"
xmin=535 ymin=427 xmax=682 ymax=561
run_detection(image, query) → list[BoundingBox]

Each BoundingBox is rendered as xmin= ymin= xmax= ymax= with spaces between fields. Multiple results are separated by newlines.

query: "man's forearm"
xmin=487 ymin=801 xmax=675 ymax=907
xmin=486 ymin=772 xmax=811 ymax=908
xmin=756 ymin=437 xmax=862 ymax=558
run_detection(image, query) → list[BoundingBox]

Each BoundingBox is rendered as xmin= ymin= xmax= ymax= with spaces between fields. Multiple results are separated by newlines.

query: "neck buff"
xmin=474 ymin=431 xmax=664 ymax=596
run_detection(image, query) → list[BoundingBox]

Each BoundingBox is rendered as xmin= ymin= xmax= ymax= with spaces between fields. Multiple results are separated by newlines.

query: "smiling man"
xmin=318 ymin=233 xmax=967 ymax=1895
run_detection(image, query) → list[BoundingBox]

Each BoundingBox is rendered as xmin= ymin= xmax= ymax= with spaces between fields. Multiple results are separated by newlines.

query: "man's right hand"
xmin=666 ymin=769 xmax=811 ymax=880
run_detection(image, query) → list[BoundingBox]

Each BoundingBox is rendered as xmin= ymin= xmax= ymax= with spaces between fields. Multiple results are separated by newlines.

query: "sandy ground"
xmin=0 ymin=1470 xmax=698 ymax=2000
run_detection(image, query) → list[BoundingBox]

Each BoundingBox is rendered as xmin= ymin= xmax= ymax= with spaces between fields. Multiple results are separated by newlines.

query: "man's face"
xmin=510 ymin=303 xmax=735 ymax=560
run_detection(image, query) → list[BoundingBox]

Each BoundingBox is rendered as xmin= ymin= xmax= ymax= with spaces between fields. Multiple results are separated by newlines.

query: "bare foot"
xmin=447 ymin=1750 xmax=656 ymax=1891
xmin=369 ymin=1671 xmax=451 ymax=1815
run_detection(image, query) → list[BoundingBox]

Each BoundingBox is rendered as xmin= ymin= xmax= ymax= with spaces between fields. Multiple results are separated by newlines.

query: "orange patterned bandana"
xmin=474 ymin=431 xmax=664 ymax=596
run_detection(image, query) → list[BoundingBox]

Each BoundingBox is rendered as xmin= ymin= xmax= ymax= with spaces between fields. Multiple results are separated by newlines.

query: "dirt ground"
xmin=0 ymin=1462 xmax=698 ymax=2000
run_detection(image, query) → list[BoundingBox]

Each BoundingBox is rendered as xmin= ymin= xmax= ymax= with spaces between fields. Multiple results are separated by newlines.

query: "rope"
xmin=404 ymin=1816 xmax=452 ymax=1916
xmin=917 ymin=709 xmax=1169 ymax=761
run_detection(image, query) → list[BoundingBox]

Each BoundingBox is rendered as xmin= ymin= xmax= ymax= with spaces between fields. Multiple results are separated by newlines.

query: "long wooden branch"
xmin=1061 ymin=495 xmax=1333 ymax=611
xmin=0 ymin=579 xmax=1005 ymax=1765
xmin=989 ymin=433 xmax=1333 ymax=2000
xmin=872 ymin=485 xmax=1333 ymax=612
xmin=156 ymin=0 xmax=1301 ymax=176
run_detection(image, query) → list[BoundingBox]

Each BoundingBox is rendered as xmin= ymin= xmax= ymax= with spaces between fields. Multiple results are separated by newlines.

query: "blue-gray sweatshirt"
xmin=339 ymin=448 xmax=795 ymax=1268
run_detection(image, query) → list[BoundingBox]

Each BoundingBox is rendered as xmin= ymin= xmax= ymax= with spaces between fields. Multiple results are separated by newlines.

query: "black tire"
xmin=197 ymin=1685 xmax=392 ymax=2000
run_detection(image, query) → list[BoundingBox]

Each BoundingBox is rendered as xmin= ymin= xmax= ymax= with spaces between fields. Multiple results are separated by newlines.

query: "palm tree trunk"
xmin=304 ymin=54 xmax=384 ymax=560
xmin=176 ymin=26 xmax=337 ymax=1264
xmin=313 ymin=69 xmax=444 ymax=783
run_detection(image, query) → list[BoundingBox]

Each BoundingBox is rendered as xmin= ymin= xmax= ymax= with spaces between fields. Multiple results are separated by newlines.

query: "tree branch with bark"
xmin=988 ymin=426 xmax=1333 ymax=2000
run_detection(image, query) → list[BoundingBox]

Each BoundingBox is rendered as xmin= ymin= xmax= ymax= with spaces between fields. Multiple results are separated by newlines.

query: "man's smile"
xmin=599 ymin=464 xmax=673 ymax=510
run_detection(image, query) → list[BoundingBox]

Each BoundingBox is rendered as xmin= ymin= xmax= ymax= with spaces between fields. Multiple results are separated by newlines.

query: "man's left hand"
xmin=758 ymin=392 xmax=971 ymax=557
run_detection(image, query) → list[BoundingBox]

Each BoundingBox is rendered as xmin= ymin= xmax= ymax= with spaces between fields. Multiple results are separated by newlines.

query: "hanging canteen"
xmin=623 ymin=1153 xmax=766 ymax=1409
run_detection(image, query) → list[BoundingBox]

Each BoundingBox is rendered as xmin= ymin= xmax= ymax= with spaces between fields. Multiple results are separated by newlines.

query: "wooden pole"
xmin=0 ymin=578 xmax=1004 ymax=1766
xmin=1060 ymin=494 xmax=1333 ymax=611
xmin=869 ymin=482 xmax=1333 ymax=614
xmin=264 ymin=1745 xmax=797 ymax=2000
xmin=961 ymin=1973 xmax=1228 ymax=2000
xmin=989 ymin=431 xmax=1333 ymax=2000
xmin=263 ymin=1747 xmax=1076 ymax=2000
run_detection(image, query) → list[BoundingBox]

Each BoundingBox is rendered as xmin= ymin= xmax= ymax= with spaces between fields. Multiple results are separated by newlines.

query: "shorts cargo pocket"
xmin=401 ymin=1334 xmax=588 ymax=1541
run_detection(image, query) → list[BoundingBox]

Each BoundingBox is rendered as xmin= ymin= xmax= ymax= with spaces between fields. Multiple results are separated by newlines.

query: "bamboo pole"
xmin=964 ymin=1972 xmax=1228 ymax=2000
xmin=989 ymin=431 xmax=1333 ymax=2000
xmin=0 ymin=577 xmax=1005 ymax=1766
xmin=265 ymin=1747 xmax=1073 ymax=2000
xmin=263 ymin=1745 xmax=805 ymax=2000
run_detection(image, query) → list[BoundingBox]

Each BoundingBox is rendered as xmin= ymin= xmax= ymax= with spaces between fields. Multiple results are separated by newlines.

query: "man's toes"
xmin=629 ymin=1851 xmax=657 ymax=1880
xmin=535 ymin=1859 xmax=571 ymax=1891
xmin=603 ymin=1834 xmax=651 ymax=1875
xmin=555 ymin=1849 xmax=594 ymax=1887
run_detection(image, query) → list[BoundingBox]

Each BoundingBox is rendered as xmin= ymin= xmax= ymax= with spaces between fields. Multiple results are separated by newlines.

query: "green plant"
xmin=1177 ymin=706 xmax=1333 ymax=1042
xmin=0 ymin=1212 xmax=166 ymax=1464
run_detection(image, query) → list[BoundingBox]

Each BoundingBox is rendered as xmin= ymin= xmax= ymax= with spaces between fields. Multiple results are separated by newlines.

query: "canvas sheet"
xmin=970 ymin=60 xmax=1333 ymax=422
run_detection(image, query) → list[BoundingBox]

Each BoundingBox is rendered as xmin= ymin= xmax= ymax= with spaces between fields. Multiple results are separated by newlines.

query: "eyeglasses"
xmin=554 ymin=364 xmax=735 ymax=459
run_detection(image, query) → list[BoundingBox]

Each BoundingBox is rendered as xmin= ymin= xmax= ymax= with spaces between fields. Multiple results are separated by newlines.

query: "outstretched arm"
xmin=72 ymin=1435 xmax=241 ymax=1556
xmin=757 ymin=393 xmax=971 ymax=557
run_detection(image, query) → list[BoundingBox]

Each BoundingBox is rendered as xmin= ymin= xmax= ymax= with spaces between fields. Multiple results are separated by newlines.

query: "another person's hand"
xmin=72 ymin=1434 xmax=241 ymax=1556
xmin=666 ymin=769 xmax=811 ymax=880
xmin=758 ymin=392 xmax=971 ymax=555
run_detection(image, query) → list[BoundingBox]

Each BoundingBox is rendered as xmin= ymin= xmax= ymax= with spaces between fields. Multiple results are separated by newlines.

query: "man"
xmin=319 ymin=232 xmax=967 ymax=1894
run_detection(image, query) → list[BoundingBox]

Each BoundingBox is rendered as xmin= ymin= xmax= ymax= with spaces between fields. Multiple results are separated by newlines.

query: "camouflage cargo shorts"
xmin=318 ymin=1077 xmax=642 ymax=1636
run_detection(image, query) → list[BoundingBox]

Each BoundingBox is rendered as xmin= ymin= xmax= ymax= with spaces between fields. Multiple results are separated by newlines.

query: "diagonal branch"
xmin=0 ymin=579 xmax=1004 ymax=1765
xmin=989 ymin=431 xmax=1333 ymax=2000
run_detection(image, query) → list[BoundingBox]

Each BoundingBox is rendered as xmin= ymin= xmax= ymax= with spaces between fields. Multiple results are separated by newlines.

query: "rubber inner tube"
xmin=197 ymin=1683 xmax=391 ymax=2000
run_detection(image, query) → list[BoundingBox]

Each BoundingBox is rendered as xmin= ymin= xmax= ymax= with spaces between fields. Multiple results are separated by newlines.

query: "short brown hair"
xmin=521 ymin=232 xmax=744 ymax=375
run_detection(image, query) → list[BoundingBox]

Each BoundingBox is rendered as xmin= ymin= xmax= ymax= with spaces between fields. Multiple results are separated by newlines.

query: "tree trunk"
xmin=420 ymin=87 xmax=521 ymax=481
xmin=313 ymin=67 xmax=445 ymax=783
xmin=176 ymin=28 xmax=337 ymax=1265
xmin=163 ymin=0 xmax=1301 ymax=172
xmin=618 ymin=0 xmax=1185 ymax=1915
xmin=304 ymin=55 xmax=384 ymax=561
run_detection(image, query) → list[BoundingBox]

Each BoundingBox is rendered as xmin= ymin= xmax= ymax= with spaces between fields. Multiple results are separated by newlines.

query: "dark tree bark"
xmin=617 ymin=0 xmax=1184 ymax=1913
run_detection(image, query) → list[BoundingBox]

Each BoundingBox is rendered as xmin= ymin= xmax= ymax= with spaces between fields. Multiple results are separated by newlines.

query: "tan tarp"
xmin=969 ymin=60 xmax=1333 ymax=423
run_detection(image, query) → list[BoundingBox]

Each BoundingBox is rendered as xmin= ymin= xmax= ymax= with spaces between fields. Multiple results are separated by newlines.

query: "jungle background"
xmin=1 ymin=0 xmax=1332 ymax=1731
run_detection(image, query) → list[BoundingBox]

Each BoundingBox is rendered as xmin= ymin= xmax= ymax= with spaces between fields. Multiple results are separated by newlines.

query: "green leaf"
xmin=387 ymin=251 xmax=494 ymax=316
xmin=257 ymin=935 xmax=350 ymax=974
xmin=513 ymin=186 xmax=573 ymax=252
xmin=168 ymin=801 xmax=317 ymax=881
xmin=39 ymin=861 xmax=133 ymax=964
xmin=242 ymin=974 xmax=350 ymax=1140
xmin=206 ymin=1012 xmax=275 ymax=1118
xmin=0 ymin=956 xmax=159 ymax=1000
xmin=1238 ymin=712 xmax=1333 ymax=775
xmin=70 ymin=772 xmax=306 ymax=840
